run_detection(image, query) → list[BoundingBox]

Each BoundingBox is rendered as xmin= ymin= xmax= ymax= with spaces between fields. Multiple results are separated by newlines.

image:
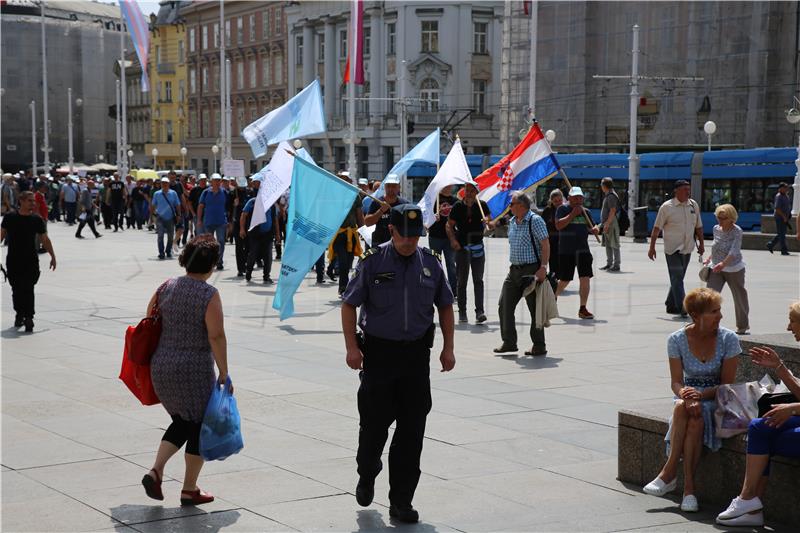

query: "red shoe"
xmin=180 ymin=488 xmax=215 ymax=506
xmin=141 ymin=469 xmax=164 ymax=501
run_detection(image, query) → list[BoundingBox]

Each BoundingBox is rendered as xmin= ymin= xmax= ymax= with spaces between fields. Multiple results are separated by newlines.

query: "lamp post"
xmin=211 ymin=144 xmax=219 ymax=173
xmin=703 ymin=120 xmax=716 ymax=152
xmin=545 ymin=129 xmax=556 ymax=144
xmin=151 ymin=147 xmax=158 ymax=170
xmin=67 ymin=88 xmax=82 ymax=174
xmin=127 ymin=149 xmax=134 ymax=172
xmin=180 ymin=146 xmax=187 ymax=174
xmin=30 ymin=101 xmax=37 ymax=175
xmin=787 ymin=98 xmax=800 ymax=217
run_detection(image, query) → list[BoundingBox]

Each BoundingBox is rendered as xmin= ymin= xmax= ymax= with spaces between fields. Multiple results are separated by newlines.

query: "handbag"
xmin=199 ymin=377 xmax=244 ymax=461
xmin=126 ymin=280 xmax=169 ymax=365
xmin=699 ymin=265 xmax=711 ymax=282
xmin=119 ymin=327 xmax=160 ymax=406
xmin=714 ymin=376 xmax=774 ymax=438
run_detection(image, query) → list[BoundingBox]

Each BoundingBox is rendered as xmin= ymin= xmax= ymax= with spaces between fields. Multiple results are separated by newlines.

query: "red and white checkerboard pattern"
xmin=497 ymin=166 xmax=514 ymax=192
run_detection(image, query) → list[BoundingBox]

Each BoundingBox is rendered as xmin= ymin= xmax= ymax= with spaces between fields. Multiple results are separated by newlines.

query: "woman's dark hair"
xmin=179 ymin=235 xmax=220 ymax=273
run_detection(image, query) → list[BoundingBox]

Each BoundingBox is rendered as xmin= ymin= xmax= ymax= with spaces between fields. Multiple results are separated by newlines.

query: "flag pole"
xmin=284 ymin=149 xmax=386 ymax=206
xmin=558 ymin=168 xmax=601 ymax=243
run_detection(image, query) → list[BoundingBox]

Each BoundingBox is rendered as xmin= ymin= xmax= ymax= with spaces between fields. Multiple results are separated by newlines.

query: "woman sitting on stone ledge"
xmin=716 ymin=301 xmax=800 ymax=528
xmin=643 ymin=288 xmax=740 ymax=513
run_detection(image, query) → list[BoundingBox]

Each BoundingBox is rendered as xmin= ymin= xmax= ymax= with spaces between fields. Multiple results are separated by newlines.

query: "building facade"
xmin=285 ymin=0 xmax=504 ymax=188
xmin=500 ymin=1 xmax=800 ymax=153
xmin=114 ymin=52 xmax=151 ymax=170
xmin=0 ymin=0 xmax=131 ymax=172
xmin=181 ymin=0 xmax=288 ymax=175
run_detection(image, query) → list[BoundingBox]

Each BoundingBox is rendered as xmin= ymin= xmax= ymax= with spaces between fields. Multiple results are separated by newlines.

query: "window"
xmin=275 ymin=54 xmax=283 ymax=85
xmin=179 ymin=80 xmax=185 ymax=102
xmin=214 ymin=108 xmax=221 ymax=136
xmin=237 ymin=60 xmax=244 ymax=89
xmin=155 ymin=45 xmax=161 ymax=64
xmin=387 ymin=80 xmax=396 ymax=100
xmin=202 ymin=25 xmax=208 ymax=50
xmin=262 ymin=55 xmax=271 ymax=86
xmin=472 ymin=80 xmax=486 ymax=113
xmin=249 ymin=57 xmax=257 ymax=88
xmin=237 ymin=106 xmax=245 ymax=133
xmin=387 ymin=23 xmax=396 ymax=55
xmin=156 ymin=81 xmax=162 ymax=102
xmin=165 ymin=81 xmax=172 ymax=102
xmin=202 ymin=66 xmax=209 ymax=92
xmin=213 ymin=64 xmax=220 ymax=91
xmin=250 ymin=103 xmax=257 ymax=122
xmin=364 ymin=27 xmax=371 ymax=57
xmin=263 ymin=9 xmax=270 ymax=37
xmin=339 ymin=29 xmax=348 ymax=58
xmin=419 ymin=78 xmax=439 ymax=112
xmin=473 ymin=22 xmax=487 ymax=54
xmin=249 ymin=15 xmax=255 ymax=42
xmin=213 ymin=23 xmax=219 ymax=48
xmin=275 ymin=9 xmax=282 ymax=35
xmin=317 ymin=33 xmax=325 ymax=62
xmin=201 ymin=109 xmax=209 ymax=135
xmin=178 ymin=40 xmax=184 ymax=63
xmin=225 ymin=19 xmax=231 ymax=46
xmin=296 ymin=36 xmax=303 ymax=65
xmin=189 ymin=27 xmax=196 ymax=53
xmin=237 ymin=17 xmax=243 ymax=45
xmin=421 ymin=21 xmax=438 ymax=53
xmin=166 ymin=120 xmax=173 ymax=143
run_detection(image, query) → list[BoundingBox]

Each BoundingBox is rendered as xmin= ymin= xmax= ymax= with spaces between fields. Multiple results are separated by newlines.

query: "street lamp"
xmin=787 ymin=97 xmax=800 ymax=217
xmin=545 ymin=129 xmax=557 ymax=143
xmin=180 ymin=146 xmax=187 ymax=174
xmin=211 ymin=144 xmax=219 ymax=173
xmin=67 ymin=88 xmax=83 ymax=174
xmin=703 ymin=120 xmax=717 ymax=152
xmin=151 ymin=147 xmax=158 ymax=170
xmin=127 ymin=149 xmax=134 ymax=172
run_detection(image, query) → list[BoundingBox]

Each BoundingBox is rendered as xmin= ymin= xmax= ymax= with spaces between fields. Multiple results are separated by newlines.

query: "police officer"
xmin=341 ymin=204 xmax=455 ymax=524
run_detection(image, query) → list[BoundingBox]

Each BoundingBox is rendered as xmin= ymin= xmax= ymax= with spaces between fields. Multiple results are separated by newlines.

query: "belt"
xmin=363 ymin=324 xmax=435 ymax=347
xmin=685 ymin=377 xmax=719 ymax=388
xmin=510 ymin=263 xmax=538 ymax=269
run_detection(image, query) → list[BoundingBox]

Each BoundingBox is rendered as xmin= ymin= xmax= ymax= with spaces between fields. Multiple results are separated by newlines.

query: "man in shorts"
xmin=555 ymin=186 xmax=599 ymax=319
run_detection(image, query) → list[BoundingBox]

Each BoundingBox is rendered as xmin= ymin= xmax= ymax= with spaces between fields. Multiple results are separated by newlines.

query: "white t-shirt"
xmin=654 ymin=198 xmax=703 ymax=255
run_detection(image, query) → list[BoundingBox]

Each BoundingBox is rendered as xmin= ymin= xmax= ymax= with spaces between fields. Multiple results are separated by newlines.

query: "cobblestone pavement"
xmin=2 ymin=221 xmax=798 ymax=532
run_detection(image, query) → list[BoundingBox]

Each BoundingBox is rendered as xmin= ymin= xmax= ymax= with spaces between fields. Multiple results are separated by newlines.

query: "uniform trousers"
xmin=498 ymin=263 xmax=545 ymax=349
xmin=233 ymin=220 xmax=249 ymax=274
xmin=706 ymin=269 xmax=749 ymax=331
xmin=7 ymin=265 xmax=40 ymax=318
xmin=357 ymin=334 xmax=432 ymax=507
xmin=246 ymin=230 xmax=274 ymax=280
xmin=665 ymin=252 xmax=691 ymax=313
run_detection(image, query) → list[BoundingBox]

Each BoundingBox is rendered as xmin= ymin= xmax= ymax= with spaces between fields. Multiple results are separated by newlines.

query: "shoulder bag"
xmin=126 ymin=280 xmax=170 ymax=365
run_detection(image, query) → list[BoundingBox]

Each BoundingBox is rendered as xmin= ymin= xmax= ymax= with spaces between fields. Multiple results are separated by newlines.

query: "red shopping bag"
xmin=119 ymin=328 xmax=160 ymax=406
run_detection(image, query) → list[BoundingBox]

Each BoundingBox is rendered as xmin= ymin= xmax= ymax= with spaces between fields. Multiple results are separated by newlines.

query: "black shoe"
xmin=75 ymin=234 xmax=85 ymax=239
xmin=389 ymin=504 xmax=419 ymax=523
xmin=609 ymin=265 xmax=620 ymax=272
xmin=113 ymin=229 xmax=118 ymax=233
xmin=476 ymin=313 xmax=487 ymax=324
xmin=458 ymin=313 xmax=468 ymax=323
xmin=781 ymin=252 xmax=791 ymax=256
xmin=315 ymin=279 xmax=325 ymax=285
xmin=216 ymin=264 xmax=224 ymax=271
xmin=766 ymin=243 xmax=774 ymax=254
xmin=263 ymin=277 xmax=274 ymax=285
xmin=275 ymin=254 xmax=282 ymax=260
xmin=599 ymin=264 xmax=611 ymax=270
xmin=355 ymin=478 xmax=374 ymax=507
xmin=327 ymin=268 xmax=337 ymax=282
xmin=14 ymin=315 xmax=23 ymax=328
xmin=166 ymin=254 xmax=172 ymax=259
xmin=525 ymin=346 xmax=547 ymax=356
xmin=493 ymin=344 xmax=518 ymax=354
xmin=245 ymin=272 xmax=252 ymax=282
xmin=158 ymin=255 xmax=165 ymax=260
xmin=237 ymin=272 xmax=245 ymax=277
xmin=23 ymin=317 xmax=34 ymax=333
xmin=95 ymin=234 xmax=102 ymax=239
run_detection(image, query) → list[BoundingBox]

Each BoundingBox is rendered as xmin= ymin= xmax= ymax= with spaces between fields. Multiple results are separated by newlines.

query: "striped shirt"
xmin=508 ymin=211 xmax=548 ymax=265
xmin=710 ymin=224 xmax=745 ymax=272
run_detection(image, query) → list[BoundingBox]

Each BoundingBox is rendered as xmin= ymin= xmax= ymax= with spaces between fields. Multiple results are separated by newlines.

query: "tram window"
xmin=702 ymin=180 xmax=732 ymax=211
xmin=640 ymin=180 xmax=671 ymax=211
xmin=733 ymin=179 xmax=766 ymax=212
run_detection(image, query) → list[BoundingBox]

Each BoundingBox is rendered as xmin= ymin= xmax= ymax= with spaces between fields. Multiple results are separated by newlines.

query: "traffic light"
xmin=407 ymin=119 xmax=415 ymax=135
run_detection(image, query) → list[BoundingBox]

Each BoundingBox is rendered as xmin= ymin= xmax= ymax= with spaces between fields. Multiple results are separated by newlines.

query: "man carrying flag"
xmin=363 ymin=174 xmax=409 ymax=247
xmin=341 ymin=204 xmax=455 ymax=524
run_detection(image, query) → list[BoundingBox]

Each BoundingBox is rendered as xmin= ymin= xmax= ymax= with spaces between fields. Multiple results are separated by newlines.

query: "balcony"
xmin=157 ymin=62 xmax=175 ymax=74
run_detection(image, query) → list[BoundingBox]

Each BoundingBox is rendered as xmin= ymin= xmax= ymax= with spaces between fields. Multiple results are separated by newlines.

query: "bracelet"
xmin=777 ymin=362 xmax=787 ymax=373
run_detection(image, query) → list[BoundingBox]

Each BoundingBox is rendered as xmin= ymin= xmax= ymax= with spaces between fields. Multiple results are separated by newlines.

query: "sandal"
xmin=180 ymin=487 xmax=215 ymax=506
xmin=141 ymin=469 xmax=164 ymax=501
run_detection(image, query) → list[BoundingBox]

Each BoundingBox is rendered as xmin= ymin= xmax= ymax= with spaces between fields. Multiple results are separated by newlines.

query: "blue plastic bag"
xmin=199 ymin=377 xmax=243 ymax=461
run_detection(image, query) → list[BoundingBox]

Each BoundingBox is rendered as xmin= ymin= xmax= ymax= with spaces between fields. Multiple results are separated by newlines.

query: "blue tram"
xmin=407 ymin=147 xmax=797 ymax=235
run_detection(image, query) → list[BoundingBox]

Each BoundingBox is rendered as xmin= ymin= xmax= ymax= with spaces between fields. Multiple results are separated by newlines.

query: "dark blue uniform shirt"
xmin=343 ymin=242 xmax=454 ymax=341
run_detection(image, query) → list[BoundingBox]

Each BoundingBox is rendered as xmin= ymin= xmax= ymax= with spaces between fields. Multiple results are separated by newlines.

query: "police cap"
xmin=390 ymin=204 xmax=426 ymax=237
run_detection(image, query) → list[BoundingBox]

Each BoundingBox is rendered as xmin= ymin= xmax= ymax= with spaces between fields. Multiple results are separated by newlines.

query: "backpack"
xmin=617 ymin=201 xmax=630 ymax=235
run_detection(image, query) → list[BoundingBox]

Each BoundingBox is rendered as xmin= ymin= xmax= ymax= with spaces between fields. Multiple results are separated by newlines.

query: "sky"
xmin=97 ymin=0 xmax=162 ymax=17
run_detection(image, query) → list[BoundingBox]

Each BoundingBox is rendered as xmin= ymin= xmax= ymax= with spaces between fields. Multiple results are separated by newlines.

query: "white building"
xmin=286 ymin=0 xmax=503 ymax=195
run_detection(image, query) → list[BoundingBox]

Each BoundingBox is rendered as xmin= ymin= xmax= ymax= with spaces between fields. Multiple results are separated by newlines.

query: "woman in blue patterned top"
xmin=643 ymin=288 xmax=740 ymax=512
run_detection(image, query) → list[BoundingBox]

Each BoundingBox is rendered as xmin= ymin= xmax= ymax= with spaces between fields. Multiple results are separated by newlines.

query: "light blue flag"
xmin=365 ymin=128 xmax=440 ymax=212
xmin=273 ymin=158 xmax=359 ymax=320
xmin=242 ymin=80 xmax=326 ymax=159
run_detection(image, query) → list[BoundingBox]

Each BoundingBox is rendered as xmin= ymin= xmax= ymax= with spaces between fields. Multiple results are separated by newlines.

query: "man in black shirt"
xmin=555 ymin=186 xmax=599 ymax=319
xmin=130 ymin=179 xmax=147 ymax=229
xmin=188 ymin=174 xmax=207 ymax=234
xmin=364 ymin=174 xmax=409 ymax=247
xmin=447 ymin=182 xmax=490 ymax=324
xmin=109 ymin=174 xmax=127 ymax=232
xmin=1 ymin=191 xmax=57 ymax=332
xmin=427 ymin=186 xmax=458 ymax=297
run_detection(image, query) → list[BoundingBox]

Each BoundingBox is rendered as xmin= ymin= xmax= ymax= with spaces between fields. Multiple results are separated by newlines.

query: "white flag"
xmin=417 ymin=139 xmax=474 ymax=228
xmin=248 ymin=142 xmax=315 ymax=231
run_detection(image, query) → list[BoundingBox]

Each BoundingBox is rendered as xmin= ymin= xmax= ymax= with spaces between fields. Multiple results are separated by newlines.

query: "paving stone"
xmin=133 ymin=509 xmax=293 ymax=532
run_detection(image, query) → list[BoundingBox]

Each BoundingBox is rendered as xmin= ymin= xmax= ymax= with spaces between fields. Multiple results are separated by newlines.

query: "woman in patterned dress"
xmin=140 ymin=235 xmax=231 ymax=506
xmin=643 ymin=288 xmax=740 ymax=512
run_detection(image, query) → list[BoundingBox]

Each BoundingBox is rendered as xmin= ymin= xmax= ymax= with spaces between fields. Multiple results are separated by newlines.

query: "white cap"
xmin=210 ymin=173 xmax=222 ymax=180
xmin=338 ymin=170 xmax=350 ymax=177
xmin=198 ymin=173 xmax=208 ymax=180
xmin=358 ymin=178 xmax=368 ymax=185
xmin=568 ymin=186 xmax=584 ymax=197
xmin=2 ymin=172 xmax=11 ymax=178
xmin=161 ymin=177 xmax=170 ymax=183
xmin=383 ymin=173 xmax=400 ymax=185
xmin=48 ymin=176 xmax=54 ymax=181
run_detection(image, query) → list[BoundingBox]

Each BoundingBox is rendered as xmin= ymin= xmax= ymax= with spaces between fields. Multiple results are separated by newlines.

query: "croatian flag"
xmin=343 ymin=0 xmax=364 ymax=84
xmin=119 ymin=0 xmax=150 ymax=92
xmin=475 ymin=123 xmax=560 ymax=219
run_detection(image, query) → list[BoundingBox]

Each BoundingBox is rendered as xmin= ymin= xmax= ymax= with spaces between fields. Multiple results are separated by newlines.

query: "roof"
xmin=47 ymin=1 xmax=120 ymax=19
xmin=155 ymin=1 xmax=188 ymax=25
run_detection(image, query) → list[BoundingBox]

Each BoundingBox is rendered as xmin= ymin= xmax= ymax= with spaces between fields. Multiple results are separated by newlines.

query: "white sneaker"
xmin=717 ymin=496 xmax=763 ymax=520
xmin=716 ymin=511 xmax=764 ymax=527
xmin=643 ymin=476 xmax=677 ymax=497
xmin=680 ymin=494 xmax=699 ymax=512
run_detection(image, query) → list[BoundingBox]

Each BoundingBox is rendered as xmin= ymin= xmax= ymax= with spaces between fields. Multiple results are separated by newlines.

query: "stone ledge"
xmin=741 ymin=231 xmax=799 ymax=252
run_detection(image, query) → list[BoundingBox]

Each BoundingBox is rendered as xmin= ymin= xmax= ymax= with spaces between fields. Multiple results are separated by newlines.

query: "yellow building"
xmin=146 ymin=2 xmax=189 ymax=171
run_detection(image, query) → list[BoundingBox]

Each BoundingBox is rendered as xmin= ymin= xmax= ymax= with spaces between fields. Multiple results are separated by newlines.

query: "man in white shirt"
xmin=647 ymin=180 xmax=704 ymax=316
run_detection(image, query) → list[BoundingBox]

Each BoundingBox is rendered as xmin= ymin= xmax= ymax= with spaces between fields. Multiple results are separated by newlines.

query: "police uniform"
xmin=342 ymin=204 xmax=454 ymax=521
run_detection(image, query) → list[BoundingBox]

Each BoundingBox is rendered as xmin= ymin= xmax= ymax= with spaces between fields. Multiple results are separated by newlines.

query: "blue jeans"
xmin=768 ymin=217 xmax=788 ymax=253
xmin=428 ymin=236 xmax=457 ymax=297
xmin=205 ymin=224 xmax=227 ymax=267
xmin=156 ymin=216 xmax=175 ymax=258
xmin=665 ymin=252 xmax=691 ymax=313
